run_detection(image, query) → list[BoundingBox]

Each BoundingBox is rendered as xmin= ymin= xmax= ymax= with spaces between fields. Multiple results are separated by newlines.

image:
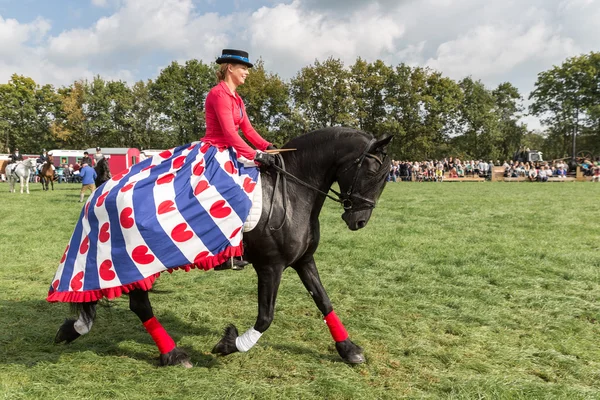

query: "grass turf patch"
xmin=0 ymin=182 xmax=599 ymax=399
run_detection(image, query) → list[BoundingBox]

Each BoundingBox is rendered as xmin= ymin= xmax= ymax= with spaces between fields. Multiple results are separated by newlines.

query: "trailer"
xmin=85 ymin=147 xmax=141 ymax=175
xmin=49 ymin=149 xmax=86 ymax=167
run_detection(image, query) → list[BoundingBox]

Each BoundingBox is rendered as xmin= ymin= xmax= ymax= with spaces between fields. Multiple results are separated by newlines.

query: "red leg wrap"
xmin=143 ymin=316 xmax=176 ymax=354
xmin=324 ymin=311 xmax=349 ymax=342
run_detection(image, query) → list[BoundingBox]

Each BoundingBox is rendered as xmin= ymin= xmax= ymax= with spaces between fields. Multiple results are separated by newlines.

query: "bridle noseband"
xmin=267 ymin=138 xmax=383 ymax=230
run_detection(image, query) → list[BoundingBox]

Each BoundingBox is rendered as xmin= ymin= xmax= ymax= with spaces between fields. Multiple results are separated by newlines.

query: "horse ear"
xmin=370 ymin=136 xmax=393 ymax=153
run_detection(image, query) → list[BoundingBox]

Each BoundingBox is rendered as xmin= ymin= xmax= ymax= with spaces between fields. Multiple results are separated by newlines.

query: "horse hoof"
xmin=335 ymin=339 xmax=365 ymax=364
xmin=211 ymin=324 xmax=239 ymax=356
xmin=159 ymin=347 xmax=192 ymax=367
xmin=54 ymin=319 xmax=81 ymax=344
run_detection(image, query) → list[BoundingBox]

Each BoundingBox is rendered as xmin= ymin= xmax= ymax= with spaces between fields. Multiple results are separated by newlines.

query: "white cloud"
xmin=0 ymin=0 xmax=599 ymax=132
xmin=425 ymin=22 xmax=578 ymax=81
xmin=248 ymin=1 xmax=404 ymax=76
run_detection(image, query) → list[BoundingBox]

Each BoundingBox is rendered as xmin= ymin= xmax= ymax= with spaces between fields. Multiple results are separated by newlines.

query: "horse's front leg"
xmin=292 ymin=256 xmax=365 ymax=364
xmin=212 ymin=265 xmax=283 ymax=356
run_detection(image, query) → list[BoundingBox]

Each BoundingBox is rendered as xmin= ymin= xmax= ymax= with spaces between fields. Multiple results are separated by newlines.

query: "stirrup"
xmin=214 ymin=257 xmax=248 ymax=271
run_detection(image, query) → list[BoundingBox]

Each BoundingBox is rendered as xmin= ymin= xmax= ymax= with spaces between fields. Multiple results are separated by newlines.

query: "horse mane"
xmin=284 ymin=127 xmax=373 ymax=150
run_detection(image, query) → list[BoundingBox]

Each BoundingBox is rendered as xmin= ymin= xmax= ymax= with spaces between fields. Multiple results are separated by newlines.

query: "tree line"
xmin=1 ymin=52 xmax=598 ymax=161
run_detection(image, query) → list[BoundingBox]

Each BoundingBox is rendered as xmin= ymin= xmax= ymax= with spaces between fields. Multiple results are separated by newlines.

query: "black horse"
xmin=94 ymin=157 xmax=111 ymax=188
xmin=54 ymin=127 xmax=392 ymax=366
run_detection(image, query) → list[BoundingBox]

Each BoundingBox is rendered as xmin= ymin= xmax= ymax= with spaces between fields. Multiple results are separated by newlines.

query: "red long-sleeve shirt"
xmin=202 ymin=81 xmax=270 ymax=159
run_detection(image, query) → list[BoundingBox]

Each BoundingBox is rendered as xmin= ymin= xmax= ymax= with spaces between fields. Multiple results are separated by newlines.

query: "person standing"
xmin=78 ymin=162 xmax=97 ymax=202
xmin=81 ymin=151 xmax=93 ymax=167
xmin=94 ymin=147 xmax=104 ymax=166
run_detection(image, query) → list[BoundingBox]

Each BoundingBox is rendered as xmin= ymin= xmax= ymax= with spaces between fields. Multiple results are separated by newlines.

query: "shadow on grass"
xmin=0 ymin=299 xmax=222 ymax=368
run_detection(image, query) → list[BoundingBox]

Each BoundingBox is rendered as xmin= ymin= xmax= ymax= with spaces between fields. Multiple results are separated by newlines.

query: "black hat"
xmin=96 ymin=147 xmax=101 ymax=151
xmin=216 ymin=49 xmax=253 ymax=68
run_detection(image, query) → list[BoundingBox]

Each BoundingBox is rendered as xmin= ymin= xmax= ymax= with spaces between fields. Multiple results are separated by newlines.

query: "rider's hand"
xmin=266 ymin=144 xmax=278 ymax=151
xmin=254 ymin=151 xmax=276 ymax=167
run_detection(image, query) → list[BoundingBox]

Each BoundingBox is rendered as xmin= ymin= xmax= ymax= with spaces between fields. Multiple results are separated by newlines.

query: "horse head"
xmin=336 ymin=135 xmax=392 ymax=231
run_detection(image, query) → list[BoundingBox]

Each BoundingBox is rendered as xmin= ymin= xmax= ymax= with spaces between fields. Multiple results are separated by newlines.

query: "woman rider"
xmin=47 ymin=49 xmax=278 ymax=304
xmin=204 ymin=49 xmax=276 ymax=269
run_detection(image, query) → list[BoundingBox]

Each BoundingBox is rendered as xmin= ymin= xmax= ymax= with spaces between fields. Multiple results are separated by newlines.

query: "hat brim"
xmin=216 ymin=57 xmax=253 ymax=68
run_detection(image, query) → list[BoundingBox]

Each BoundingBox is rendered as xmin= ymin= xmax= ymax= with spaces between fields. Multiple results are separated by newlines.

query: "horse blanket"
xmin=47 ymin=141 xmax=259 ymax=303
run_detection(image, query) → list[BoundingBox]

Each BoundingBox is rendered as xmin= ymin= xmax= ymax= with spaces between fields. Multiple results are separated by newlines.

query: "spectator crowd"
xmin=387 ymin=157 xmax=600 ymax=182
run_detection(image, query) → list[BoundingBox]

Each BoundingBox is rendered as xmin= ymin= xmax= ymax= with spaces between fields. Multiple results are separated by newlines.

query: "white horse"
xmin=6 ymin=158 xmax=38 ymax=194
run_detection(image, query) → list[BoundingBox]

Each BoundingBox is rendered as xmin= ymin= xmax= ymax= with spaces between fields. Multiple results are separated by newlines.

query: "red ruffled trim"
xmin=46 ymin=243 xmax=243 ymax=303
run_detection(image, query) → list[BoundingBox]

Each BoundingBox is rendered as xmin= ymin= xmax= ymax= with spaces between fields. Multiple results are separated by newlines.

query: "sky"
xmin=0 ymin=0 xmax=599 ymax=130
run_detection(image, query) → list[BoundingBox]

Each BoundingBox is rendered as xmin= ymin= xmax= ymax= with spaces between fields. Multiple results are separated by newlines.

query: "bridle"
xmin=267 ymin=138 xmax=384 ymax=230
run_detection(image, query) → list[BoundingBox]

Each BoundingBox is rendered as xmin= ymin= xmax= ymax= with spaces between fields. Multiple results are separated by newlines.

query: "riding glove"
xmin=254 ymin=151 xmax=276 ymax=167
xmin=266 ymin=144 xmax=278 ymax=151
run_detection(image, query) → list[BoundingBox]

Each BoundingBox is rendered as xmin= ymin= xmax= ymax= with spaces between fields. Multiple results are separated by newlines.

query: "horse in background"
xmin=94 ymin=157 xmax=111 ymax=187
xmin=6 ymin=158 xmax=38 ymax=194
xmin=39 ymin=155 xmax=55 ymax=191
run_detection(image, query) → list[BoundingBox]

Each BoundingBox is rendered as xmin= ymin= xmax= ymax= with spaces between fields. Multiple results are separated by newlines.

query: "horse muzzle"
xmin=342 ymin=209 xmax=372 ymax=231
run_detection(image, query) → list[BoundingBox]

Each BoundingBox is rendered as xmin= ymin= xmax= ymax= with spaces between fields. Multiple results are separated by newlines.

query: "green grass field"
xmin=1 ymin=181 xmax=599 ymax=399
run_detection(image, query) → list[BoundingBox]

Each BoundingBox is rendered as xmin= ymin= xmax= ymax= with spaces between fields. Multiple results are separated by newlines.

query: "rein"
xmin=266 ymin=139 xmax=381 ymax=230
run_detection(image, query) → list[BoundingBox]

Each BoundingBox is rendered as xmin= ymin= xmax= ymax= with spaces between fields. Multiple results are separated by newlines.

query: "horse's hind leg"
xmin=128 ymin=289 xmax=192 ymax=367
xmin=55 ymin=302 xmax=97 ymax=343
xmin=292 ymin=256 xmax=365 ymax=364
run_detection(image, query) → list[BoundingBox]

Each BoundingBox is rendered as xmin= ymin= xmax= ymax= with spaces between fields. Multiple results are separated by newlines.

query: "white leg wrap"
xmin=235 ymin=327 xmax=262 ymax=352
xmin=74 ymin=314 xmax=93 ymax=335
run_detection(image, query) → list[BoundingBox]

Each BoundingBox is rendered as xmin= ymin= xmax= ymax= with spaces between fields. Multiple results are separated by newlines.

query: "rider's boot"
xmin=214 ymin=257 xmax=248 ymax=271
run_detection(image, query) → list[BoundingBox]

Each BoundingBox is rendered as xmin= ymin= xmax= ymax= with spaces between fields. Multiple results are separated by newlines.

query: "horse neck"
xmin=281 ymin=131 xmax=362 ymax=210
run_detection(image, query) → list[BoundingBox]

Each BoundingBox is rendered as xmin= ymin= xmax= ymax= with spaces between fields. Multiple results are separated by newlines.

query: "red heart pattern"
xmin=79 ymin=236 xmax=89 ymax=254
xmin=99 ymin=260 xmax=116 ymax=281
xmin=159 ymin=149 xmax=173 ymax=158
xmin=193 ymin=163 xmax=205 ymax=176
xmin=99 ymin=222 xmax=110 ymax=243
xmin=52 ymin=279 xmax=60 ymax=291
xmin=172 ymin=156 xmax=186 ymax=170
xmin=85 ymin=202 xmax=90 ymax=219
xmin=224 ymin=161 xmax=237 ymax=174
xmin=243 ymin=177 xmax=257 ymax=193
xmin=120 ymin=182 xmax=135 ymax=192
xmin=141 ymin=165 xmax=154 ymax=172
xmin=132 ymin=245 xmax=155 ymax=264
xmin=96 ymin=191 xmax=109 ymax=207
xmin=60 ymin=245 xmax=70 ymax=263
xmin=70 ymin=271 xmax=84 ymax=291
xmin=210 ymin=200 xmax=232 ymax=218
xmin=157 ymin=173 xmax=175 ymax=185
xmin=194 ymin=180 xmax=209 ymax=196
xmin=194 ymin=251 xmax=209 ymax=265
xmin=229 ymin=226 xmax=242 ymax=239
xmin=112 ymin=168 xmax=129 ymax=180
xmin=200 ymin=143 xmax=211 ymax=153
xmin=157 ymin=200 xmax=176 ymax=215
xmin=120 ymin=207 xmax=135 ymax=229
xmin=171 ymin=223 xmax=194 ymax=242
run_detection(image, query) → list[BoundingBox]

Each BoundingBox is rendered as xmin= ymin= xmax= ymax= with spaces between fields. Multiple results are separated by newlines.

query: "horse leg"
xmin=212 ymin=266 xmax=283 ymax=356
xmin=55 ymin=302 xmax=97 ymax=343
xmin=19 ymin=177 xmax=24 ymax=194
xmin=128 ymin=289 xmax=191 ymax=367
xmin=292 ymin=256 xmax=365 ymax=364
xmin=50 ymin=176 xmax=54 ymax=190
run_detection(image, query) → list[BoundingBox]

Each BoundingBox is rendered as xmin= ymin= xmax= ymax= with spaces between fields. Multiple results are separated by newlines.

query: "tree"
xmin=237 ymin=60 xmax=292 ymax=146
xmin=530 ymin=52 xmax=600 ymax=160
xmin=151 ymin=59 xmax=214 ymax=147
xmin=290 ymin=58 xmax=355 ymax=130
xmin=492 ymin=82 xmax=527 ymax=160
